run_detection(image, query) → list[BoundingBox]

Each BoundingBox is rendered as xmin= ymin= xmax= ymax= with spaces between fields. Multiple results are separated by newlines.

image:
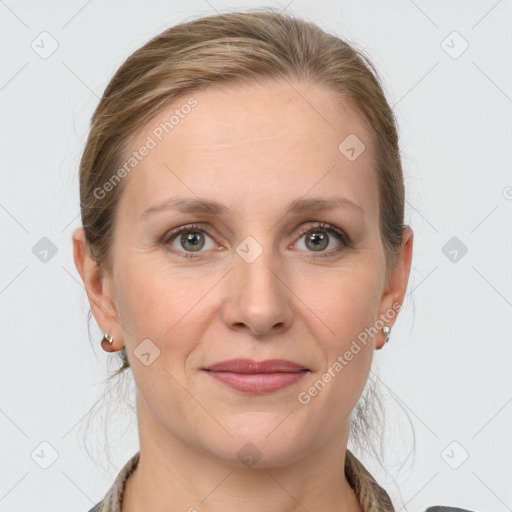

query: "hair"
xmin=78 ymin=7 xmax=409 ymax=510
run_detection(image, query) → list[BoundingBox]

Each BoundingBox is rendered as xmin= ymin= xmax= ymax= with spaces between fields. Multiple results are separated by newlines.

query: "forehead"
xmin=116 ymin=79 xmax=378 ymax=223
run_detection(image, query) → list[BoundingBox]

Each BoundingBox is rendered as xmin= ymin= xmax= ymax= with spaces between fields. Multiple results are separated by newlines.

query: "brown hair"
xmin=79 ymin=7 xmax=405 ymax=509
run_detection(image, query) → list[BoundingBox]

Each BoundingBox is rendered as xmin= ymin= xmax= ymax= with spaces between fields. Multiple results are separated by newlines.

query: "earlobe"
xmin=71 ymin=227 xmax=118 ymax=334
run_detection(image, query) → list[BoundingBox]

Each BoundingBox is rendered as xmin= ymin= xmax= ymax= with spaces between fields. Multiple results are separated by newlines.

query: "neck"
xmin=122 ymin=413 xmax=363 ymax=512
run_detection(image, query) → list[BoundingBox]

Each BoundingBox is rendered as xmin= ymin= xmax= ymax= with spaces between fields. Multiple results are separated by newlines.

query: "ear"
xmin=72 ymin=227 xmax=121 ymax=350
xmin=376 ymin=226 xmax=414 ymax=349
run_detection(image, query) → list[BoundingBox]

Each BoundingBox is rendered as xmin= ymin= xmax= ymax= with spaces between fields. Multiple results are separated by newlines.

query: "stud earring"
xmin=383 ymin=325 xmax=391 ymax=344
xmin=101 ymin=331 xmax=130 ymax=369
xmin=103 ymin=331 xmax=114 ymax=344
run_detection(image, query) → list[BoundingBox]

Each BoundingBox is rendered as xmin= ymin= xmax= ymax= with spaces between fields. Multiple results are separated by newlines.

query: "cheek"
xmin=114 ymin=265 xmax=170 ymax=336
xmin=299 ymin=263 xmax=382 ymax=345
xmin=297 ymin=265 xmax=379 ymax=398
xmin=114 ymin=257 xmax=215 ymax=358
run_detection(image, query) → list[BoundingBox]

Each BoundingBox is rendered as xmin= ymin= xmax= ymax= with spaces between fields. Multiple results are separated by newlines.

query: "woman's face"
xmin=78 ymin=79 xmax=412 ymax=467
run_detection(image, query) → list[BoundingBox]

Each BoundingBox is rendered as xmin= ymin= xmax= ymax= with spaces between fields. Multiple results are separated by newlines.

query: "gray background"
xmin=0 ymin=1 xmax=511 ymax=511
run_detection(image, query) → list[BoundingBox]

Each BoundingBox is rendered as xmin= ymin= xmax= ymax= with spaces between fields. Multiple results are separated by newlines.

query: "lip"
xmin=203 ymin=359 xmax=310 ymax=394
xmin=204 ymin=358 xmax=308 ymax=373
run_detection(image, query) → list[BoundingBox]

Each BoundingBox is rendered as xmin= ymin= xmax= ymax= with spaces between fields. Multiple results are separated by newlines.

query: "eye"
xmin=293 ymin=222 xmax=350 ymax=256
xmin=161 ymin=222 xmax=351 ymax=259
xmin=162 ymin=223 xmax=218 ymax=259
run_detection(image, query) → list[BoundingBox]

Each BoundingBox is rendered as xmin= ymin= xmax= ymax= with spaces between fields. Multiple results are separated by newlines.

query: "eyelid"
xmin=160 ymin=222 xmax=213 ymax=249
xmin=294 ymin=222 xmax=350 ymax=246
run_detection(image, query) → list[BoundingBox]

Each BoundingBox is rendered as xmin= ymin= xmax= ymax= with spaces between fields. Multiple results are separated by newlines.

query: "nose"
xmin=221 ymin=244 xmax=293 ymax=337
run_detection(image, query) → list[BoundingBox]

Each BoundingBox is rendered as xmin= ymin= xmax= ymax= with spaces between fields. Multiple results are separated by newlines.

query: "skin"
xmin=73 ymin=78 xmax=413 ymax=512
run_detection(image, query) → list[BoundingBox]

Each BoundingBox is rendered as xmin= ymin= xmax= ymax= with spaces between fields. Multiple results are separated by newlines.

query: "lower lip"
xmin=205 ymin=370 xmax=309 ymax=393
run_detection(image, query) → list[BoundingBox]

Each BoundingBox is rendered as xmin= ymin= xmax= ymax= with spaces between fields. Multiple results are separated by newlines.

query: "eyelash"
xmin=161 ymin=222 xmax=352 ymax=260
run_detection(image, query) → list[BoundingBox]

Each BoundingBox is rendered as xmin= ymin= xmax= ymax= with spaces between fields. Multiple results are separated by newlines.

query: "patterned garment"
xmin=86 ymin=450 xmax=474 ymax=512
xmin=87 ymin=452 xmax=139 ymax=512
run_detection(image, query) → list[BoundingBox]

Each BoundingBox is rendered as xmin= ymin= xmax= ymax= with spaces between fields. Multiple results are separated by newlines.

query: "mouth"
xmin=202 ymin=359 xmax=310 ymax=394
xmin=204 ymin=358 xmax=309 ymax=373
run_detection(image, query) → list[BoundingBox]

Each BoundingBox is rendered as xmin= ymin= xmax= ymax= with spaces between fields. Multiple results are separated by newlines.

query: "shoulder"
xmin=85 ymin=452 xmax=140 ymax=512
xmin=424 ymin=507 xmax=476 ymax=512
xmin=86 ymin=497 xmax=113 ymax=512
xmin=86 ymin=502 xmax=107 ymax=512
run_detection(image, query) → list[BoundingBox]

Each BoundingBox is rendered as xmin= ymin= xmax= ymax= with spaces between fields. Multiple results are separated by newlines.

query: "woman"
xmin=72 ymin=8 xmax=472 ymax=512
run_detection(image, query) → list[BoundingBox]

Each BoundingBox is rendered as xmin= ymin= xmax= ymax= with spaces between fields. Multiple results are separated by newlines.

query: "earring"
xmin=383 ymin=325 xmax=391 ymax=344
xmin=101 ymin=331 xmax=130 ymax=369
xmin=103 ymin=331 xmax=114 ymax=344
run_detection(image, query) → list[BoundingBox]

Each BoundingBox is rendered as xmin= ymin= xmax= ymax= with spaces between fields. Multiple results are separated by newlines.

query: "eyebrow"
xmin=141 ymin=195 xmax=365 ymax=220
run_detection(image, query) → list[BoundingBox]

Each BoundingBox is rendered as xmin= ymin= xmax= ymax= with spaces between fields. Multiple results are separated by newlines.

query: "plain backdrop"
xmin=0 ymin=1 xmax=511 ymax=511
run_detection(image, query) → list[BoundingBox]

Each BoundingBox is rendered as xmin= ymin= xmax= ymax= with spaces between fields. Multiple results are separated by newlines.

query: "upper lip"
xmin=203 ymin=359 xmax=308 ymax=373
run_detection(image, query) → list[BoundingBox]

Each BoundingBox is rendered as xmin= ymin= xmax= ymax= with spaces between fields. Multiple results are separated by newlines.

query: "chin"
xmin=196 ymin=416 xmax=310 ymax=469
